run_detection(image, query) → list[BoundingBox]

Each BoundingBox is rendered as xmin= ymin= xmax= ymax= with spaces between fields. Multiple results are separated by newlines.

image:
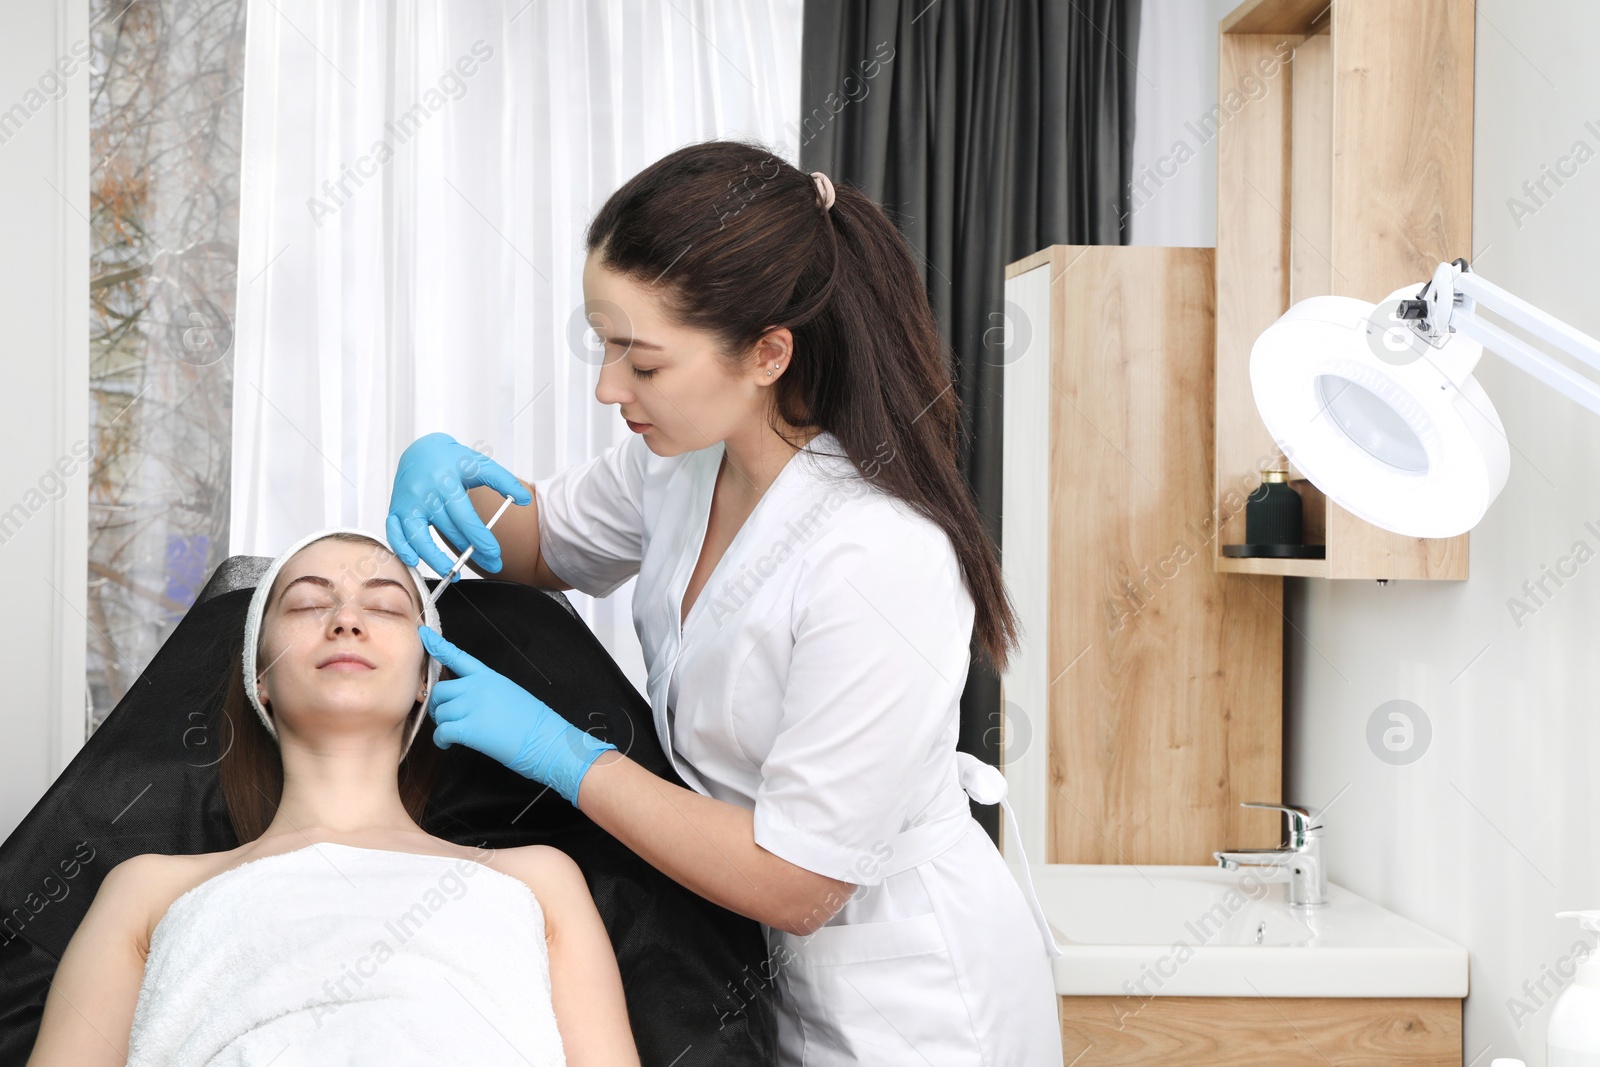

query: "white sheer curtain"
xmin=230 ymin=0 xmax=803 ymax=694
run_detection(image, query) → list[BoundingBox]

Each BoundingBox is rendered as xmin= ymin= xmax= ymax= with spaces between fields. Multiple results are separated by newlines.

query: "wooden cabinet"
xmin=1060 ymin=995 xmax=1462 ymax=1065
xmin=1001 ymin=245 xmax=1284 ymax=862
xmin=1212 ymin=0 xmax=1475 ymax=579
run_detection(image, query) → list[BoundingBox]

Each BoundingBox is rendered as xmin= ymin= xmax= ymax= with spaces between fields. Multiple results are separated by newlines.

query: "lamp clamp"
xmin=1396 ymin=258 xmax=1474 ymax=350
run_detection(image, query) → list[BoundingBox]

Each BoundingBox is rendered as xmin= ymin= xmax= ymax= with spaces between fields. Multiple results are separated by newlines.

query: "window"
xmin=87 ymin=0 xmax=245 ymax=732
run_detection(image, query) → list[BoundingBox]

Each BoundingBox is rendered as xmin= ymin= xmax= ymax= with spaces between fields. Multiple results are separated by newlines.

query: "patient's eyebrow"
xmin=282 ymin=575 xmax=410 ymax=594
xmin=279 ymin=575 xmax=418 ymax=611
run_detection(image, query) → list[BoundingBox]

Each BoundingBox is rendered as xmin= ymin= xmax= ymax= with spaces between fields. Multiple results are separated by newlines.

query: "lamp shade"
xmin=1248 ymin=290 xmax=1510 ymax=539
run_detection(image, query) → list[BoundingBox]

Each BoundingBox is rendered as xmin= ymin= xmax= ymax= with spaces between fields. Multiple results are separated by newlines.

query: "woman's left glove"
xmin=418 ymin=625 xmax=615 ymax=807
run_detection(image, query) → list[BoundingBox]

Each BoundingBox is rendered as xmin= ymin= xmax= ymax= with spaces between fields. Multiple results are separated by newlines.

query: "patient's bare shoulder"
xmin=79 ymin=852 xmax=194 ymax=961
xmin=485 ymin=845 xmax=593 ymax=930
xmin=26 ymin=855 xmax=172 ymax=1065
xmin=123 ymin=847 xmax=254 ymax=954
xmin=484 ymin=846 xmax=636 ymax=1062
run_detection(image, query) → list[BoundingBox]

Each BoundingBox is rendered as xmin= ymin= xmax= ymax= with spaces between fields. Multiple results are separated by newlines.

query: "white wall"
xmin=0 ymin=0 xmax=89 ymax=839
xmin=1288 ymin=3 xmax=1600 ymax=1062
xmin=1127 ymin=0 xmax=1239 ymax=247
xmin=1139 ymin=0 xmax=1600 ymax=1061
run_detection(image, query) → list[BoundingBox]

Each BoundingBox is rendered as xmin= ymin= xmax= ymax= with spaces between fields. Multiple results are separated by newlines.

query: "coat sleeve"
xmin=530 ymin=433 xmax=650 ymax=598
xmin=751 ymin=512 xmax=975 ymax=885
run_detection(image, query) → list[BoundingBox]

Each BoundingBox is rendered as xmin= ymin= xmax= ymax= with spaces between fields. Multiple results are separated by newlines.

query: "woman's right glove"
xmin=386 ymin=433 xmax=531 ymax=580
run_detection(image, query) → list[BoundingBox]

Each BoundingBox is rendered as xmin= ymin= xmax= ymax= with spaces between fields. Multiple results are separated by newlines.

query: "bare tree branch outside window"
xmin=87 ymin=0 xmax=245 ymax=735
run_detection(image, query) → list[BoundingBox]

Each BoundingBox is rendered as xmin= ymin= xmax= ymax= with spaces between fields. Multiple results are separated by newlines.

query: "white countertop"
xmin=1030 ymin=864 xmax=1469 ymax=998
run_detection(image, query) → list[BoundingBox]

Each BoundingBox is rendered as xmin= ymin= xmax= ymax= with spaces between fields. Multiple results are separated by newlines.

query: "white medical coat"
xmin=532 ymin=430 xmax=1062 ymax=1066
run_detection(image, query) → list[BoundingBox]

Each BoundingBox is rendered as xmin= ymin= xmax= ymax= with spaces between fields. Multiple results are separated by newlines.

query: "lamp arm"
xmin=1403 ymin=260 xmax=1600 ymax=420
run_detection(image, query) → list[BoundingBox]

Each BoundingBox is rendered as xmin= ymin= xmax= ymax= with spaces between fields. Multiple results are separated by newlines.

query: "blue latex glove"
xmin=386 ymin=432 xmax=532 ymax=582
xmin=419 ymin=625 xmax=616 ymax=807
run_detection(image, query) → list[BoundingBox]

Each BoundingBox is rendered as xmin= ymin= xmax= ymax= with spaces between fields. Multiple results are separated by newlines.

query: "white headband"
xmin=242 ymin=526 xmax=441 ymax=761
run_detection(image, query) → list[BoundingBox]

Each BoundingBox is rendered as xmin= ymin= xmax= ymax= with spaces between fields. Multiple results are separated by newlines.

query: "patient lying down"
xmin=26 ymin=531 xmax=640 ymax=1067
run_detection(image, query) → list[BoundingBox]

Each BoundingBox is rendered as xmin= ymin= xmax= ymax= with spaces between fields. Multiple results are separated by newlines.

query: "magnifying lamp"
xmin=1248 ymin=258 xmax=1600 ymax=538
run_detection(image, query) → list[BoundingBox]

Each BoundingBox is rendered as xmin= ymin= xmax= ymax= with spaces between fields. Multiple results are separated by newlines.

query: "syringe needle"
xmin=427 ymin=494 xmax=516 ymax=607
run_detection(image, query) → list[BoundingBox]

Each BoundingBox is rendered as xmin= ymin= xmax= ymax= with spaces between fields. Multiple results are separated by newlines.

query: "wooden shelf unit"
xmin=1212 ymin=0 xmax=1475 ymax=579
xmin=1002 ymin=245 xmax=1284 ymax=865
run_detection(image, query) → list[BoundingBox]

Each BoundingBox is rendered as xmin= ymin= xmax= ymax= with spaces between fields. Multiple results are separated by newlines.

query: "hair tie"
xmin=809 ymin=170 xmax=836 ymax=211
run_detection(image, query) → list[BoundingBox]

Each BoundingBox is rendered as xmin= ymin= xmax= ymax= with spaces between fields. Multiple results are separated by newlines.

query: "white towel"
xmin=127 ymin=842 xmax=566 ymax=1066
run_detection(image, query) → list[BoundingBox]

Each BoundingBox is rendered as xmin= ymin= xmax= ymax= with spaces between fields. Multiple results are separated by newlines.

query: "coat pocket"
xmin=777 ymin=911 xmax=982 ymax=1066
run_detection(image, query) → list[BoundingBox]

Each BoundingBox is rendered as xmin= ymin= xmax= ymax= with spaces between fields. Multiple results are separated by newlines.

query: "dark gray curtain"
xmin=800 ymin=0 xmax=1141 ymax=841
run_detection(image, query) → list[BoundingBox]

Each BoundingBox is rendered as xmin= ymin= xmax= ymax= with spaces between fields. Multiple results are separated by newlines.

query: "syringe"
xmin=426 ymin=494 xmax=516 ymax=607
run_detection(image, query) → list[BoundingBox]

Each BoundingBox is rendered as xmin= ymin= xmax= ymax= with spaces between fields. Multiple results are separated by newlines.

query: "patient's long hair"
xmin=587 ymin=140 xmax=1020 ymax=672
xmin=216 ymin=534 xmax=442 ymax=842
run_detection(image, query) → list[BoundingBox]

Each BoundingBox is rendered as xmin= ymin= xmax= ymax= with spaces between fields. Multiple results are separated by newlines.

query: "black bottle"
xmin=1245 ymin=470 xmax=1302 ymax=546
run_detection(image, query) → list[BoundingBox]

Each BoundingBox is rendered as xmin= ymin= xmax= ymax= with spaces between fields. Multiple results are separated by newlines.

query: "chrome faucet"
xmin=1213 ymin=801 xmax=1328 ymax=907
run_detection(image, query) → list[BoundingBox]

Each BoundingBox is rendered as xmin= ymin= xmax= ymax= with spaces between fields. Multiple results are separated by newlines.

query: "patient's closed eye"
xmin=291 ymin=596 xmax=407 ymax=614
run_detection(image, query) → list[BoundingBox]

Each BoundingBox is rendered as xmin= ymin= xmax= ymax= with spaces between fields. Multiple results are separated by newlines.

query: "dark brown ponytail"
xmin=586 ymin=140 xmax=1019 ymax=672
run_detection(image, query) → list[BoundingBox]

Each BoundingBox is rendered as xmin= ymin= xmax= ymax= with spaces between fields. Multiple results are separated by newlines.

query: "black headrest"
xmin=0 ymin=559 xmax=777 ymax=1064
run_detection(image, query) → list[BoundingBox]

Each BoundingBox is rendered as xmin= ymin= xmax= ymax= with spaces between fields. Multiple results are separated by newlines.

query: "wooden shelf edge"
xmin=1214 ymin=554 xmax=1329 ymax=578
xmin=1220 ymin=0 xmax=1332 ymax=35
xmin=1006 ymin=247 xmax=1059 ymax=279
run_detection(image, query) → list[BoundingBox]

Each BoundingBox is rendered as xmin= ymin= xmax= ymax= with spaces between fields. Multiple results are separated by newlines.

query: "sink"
xmin=1030 ymin=864 xmax=1469 ymax=998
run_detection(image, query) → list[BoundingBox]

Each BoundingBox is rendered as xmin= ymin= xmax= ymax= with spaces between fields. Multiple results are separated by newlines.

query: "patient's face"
xmin=255 ymin=537 xmax=428 ymax=748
